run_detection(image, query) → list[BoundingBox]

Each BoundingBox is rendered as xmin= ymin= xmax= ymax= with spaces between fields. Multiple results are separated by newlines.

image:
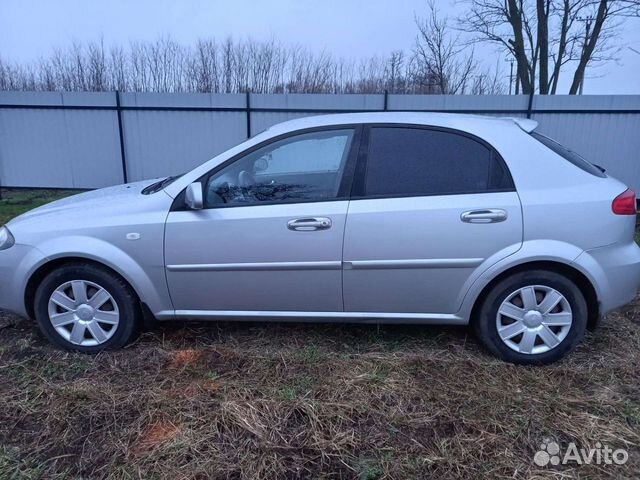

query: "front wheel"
xmin=34 ymin=263 xmax=141 ymax=352
xmin=474 ymin=270 xmax=588 ymax=365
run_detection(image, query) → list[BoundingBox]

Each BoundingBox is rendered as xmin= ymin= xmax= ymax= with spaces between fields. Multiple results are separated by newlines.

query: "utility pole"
xmin=508 ymin=58 xmax=514 ymax=95
xmin=507 ymin=51 xmax=521 ymax=94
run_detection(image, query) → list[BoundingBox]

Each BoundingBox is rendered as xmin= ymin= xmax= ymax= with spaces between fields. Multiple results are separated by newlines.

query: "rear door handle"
xmin=287 ymin=217 xmax=332 ymax=231
xmin=460 ymin=209 xmax=508 ymax=224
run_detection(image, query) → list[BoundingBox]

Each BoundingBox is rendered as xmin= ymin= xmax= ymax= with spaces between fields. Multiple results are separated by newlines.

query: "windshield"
xmin=141 ymin=175 xmax=183 ymax=195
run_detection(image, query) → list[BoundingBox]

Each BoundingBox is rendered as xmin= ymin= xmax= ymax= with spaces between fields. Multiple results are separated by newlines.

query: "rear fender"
xmin=457 ymin=240 xmax=591 ymax=320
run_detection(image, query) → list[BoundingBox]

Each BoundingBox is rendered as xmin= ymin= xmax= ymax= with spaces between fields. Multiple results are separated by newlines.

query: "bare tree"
xmin=472 ymin=60 xmax=508 ymax=94
xmin=460 ymin=0 xmax=640 ymax=94
xmin=221 ymin=37 xmax=233 ymax=93
xmin=188 ymin=39 xmax=219 ymax=92
xmin=0 ymin=22 xmax=505 ymax=95
xmin=86 ymin=39 xmax=107 ymax=91
xmin=108 ymin=45 xmax=128 ymax=91
xmin=414 ymin=0 xmax=478 ymax=94
xmin=385 ymin=51 xmax=406 ymax=93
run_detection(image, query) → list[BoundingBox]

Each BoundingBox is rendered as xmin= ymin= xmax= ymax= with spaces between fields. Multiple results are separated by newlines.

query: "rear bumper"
xmin=0 ymin=244 xmax=46 ymax=318
xmin=574 ymin=241 xmax=640 ymax=316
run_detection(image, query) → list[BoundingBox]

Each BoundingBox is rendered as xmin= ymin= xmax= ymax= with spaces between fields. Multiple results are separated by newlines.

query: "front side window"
xmin=364 ymin=127 xmax=512 ymax=197
xmin=205 ymin=129 xmax=354 ymax=207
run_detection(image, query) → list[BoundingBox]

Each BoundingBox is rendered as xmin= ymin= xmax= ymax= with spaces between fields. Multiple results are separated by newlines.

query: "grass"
xmin=0 ymin=189 xmax=639 ymax=479
xmin=2 ymin=306 xmax=640 ymax=479
xmin=0 ymin=189 xmax=79 ymax=225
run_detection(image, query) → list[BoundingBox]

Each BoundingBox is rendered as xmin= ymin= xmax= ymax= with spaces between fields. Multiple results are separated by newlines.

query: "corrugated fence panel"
xmin=120 ymin=93 xmax=247 ymax=181
xmin=531 ymin=95 xmax=640 ymax=192
xmin=534 ymin=112 xmax=640 ymax=192
xmin=123 ymin=110 xmax=247 ymax=181
xmin=387 ymin=94 xmax=530 ymax=113
xmin=250 ymin=93 xmax=383 ymax=133
xmin=0 ymin=91 xmax=639 ymax=191
xmin=0 ymin=91 xmax=122 ymax=188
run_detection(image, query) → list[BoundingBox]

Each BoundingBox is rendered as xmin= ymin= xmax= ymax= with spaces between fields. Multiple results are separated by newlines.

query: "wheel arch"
xmin=23 ymin=234 xmax=173 ymax=320
xmin=24 ymin=256 xmax=143 ymax=320
xmin=469 ymin=260 xmax=600 ymax=330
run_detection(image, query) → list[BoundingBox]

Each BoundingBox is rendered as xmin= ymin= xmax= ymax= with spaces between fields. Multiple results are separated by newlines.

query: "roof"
xmin=265 ymin=112 xmax=539 ymax=135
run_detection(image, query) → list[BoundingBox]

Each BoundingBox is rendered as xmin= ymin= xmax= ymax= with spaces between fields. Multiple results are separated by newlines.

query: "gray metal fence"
xmin=1 ymin=91 xmax=639 ymax=192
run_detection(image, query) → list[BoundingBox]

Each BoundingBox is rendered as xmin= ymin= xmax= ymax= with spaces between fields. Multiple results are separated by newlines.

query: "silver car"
xmin=1 ymin=113 xmax=638 ymax=364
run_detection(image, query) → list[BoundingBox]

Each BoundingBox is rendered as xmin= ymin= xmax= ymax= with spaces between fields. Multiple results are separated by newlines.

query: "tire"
xmin=474 ymin=269 xmax=588 ymax=365
xmin=34 ymin=263 xmax=141 ymax=352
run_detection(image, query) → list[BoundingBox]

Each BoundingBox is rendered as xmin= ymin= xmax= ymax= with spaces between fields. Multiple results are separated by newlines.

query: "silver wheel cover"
xmin=496 ymin=285 xmax=573 ymax=355
xmin=48 ymin=280 xmax=120 ymax=346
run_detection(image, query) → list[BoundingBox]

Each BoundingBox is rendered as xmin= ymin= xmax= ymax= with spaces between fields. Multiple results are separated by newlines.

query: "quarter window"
xmin=531 ymin=132 xmax=606 ymax=178
xmin=204 ymin=129 xmax=354 ymax=207
xmin=364 ymin=127 xmax=512 ymax=197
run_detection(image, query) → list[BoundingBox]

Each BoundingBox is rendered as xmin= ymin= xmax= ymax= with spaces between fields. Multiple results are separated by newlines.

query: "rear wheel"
xmin=474 ymin=270 xmax=588 ymax=365
xmin=34 ymin=263 xmax=141 ymax=352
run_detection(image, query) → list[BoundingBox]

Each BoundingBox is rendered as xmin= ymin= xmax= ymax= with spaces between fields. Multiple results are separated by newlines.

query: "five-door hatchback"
xmin=1 ymin=112 xmax=639 ymax=364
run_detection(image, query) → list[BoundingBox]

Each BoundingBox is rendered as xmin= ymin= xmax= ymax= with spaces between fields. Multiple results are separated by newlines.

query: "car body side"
xmin=1 ymin=112 xmax=639 ymax=325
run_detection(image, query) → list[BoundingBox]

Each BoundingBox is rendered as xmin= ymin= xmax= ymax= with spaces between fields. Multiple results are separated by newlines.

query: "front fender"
xmin=456 ymin=240 xmax=591 ymax=320
xmin=29 ymin=235 xmax=172 ymax=316
xmin=0 ymin=245 xmax=48 ymax=317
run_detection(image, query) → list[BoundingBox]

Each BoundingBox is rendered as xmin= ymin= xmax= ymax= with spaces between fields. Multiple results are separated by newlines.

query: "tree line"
xmin=1 ymin=0 xmax=637 ymax=95
xmin=0 ymin=38 xmax=502 ymax=95
xmin=0 ymin=2 xmax=503 ymax=95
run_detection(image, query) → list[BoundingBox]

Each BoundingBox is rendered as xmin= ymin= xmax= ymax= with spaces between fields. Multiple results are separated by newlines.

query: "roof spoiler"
xmin=509 ymin=117 xmax=538 ymax=133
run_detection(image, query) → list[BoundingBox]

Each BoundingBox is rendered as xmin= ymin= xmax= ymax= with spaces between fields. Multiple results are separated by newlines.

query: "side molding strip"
xmin=166 ymin=261 xmax=342 ymax=272
xmin=344 ymin=258 xmax=484 ymax=269
xmin=167 ymin=258 xmax=483 ymax=272
xmin=154 ymin=310 xmax=467 ymax=325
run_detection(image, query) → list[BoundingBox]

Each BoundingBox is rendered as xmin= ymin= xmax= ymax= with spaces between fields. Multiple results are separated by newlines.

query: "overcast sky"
xmin=1 ymin=0 xmax=639 ymax=94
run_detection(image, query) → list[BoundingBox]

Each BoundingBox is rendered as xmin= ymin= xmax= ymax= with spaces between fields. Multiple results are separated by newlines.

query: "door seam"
xmin=340 ymin=200 xmax=351 ymax=312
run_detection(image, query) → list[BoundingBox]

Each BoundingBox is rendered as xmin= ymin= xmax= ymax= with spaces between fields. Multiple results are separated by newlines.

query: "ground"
xmin=1 ymin=189 xmax=639 ymax=479
xmin=0 ymin=189 xmax=78 ymax=225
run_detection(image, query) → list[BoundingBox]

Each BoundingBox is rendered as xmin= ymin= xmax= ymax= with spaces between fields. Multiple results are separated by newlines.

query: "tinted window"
xmin=364 ymin=127 xmax=512 ymax=197
xmin=531 ymin=132 xmax=606 ymax=178
xmin=205 ymin=129 xmax=354 ymax=207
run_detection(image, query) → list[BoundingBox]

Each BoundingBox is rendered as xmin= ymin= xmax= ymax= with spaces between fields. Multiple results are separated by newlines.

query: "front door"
xmin=343 ymin=125 xmax=523 ymax=315
xmin=165 ymin=127 xmax=359 ymax=314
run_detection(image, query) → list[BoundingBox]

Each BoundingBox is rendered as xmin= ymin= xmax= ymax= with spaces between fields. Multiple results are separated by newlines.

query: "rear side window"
xmin=531 ymin=132 xmax=606 ymax=178
xmin=363 ymin=127 xmax=513 ymax=197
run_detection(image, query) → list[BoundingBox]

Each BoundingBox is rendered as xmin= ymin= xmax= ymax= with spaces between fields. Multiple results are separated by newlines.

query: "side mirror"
xmin=185 ymin=182 xmax=203 ymax=210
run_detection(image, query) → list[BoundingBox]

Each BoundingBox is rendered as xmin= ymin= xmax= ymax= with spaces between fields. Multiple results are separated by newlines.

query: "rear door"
xmin=342 ymin=125 xmax=523 ymax=315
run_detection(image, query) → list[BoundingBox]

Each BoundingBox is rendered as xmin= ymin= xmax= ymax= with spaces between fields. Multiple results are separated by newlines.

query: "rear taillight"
xmin=612 ymin=188 xmax=637 ymax=215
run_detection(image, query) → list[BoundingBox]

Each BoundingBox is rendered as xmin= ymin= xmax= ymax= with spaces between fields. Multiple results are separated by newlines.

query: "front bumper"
xmin=574 ymin=241 xmax=640 ymax=316
xmin=0 ymin=244 xmax=46 ymax=318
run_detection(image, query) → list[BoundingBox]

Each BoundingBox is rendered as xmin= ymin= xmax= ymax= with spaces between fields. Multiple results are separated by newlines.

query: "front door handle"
xmin=287 ymin=217 xmax=332 ymax=231
xmin=460 ymin=209 xmax=508 ymax=224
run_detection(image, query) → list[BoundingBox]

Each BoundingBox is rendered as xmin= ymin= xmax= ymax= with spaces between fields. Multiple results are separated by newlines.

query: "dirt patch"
xmin=132 ymin=419 xmax=182 ymax=456
xmin=169 ymin=349 xmax=203 ymax=369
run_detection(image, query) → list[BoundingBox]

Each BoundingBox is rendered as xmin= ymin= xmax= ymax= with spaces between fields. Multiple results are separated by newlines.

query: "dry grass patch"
xmin=1 ymin=299 xmax=639 ymax=478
